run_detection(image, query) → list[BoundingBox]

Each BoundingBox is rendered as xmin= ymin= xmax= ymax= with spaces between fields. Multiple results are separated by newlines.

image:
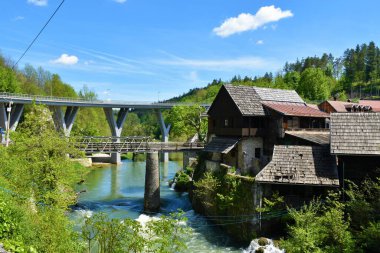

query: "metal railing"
xmin=70 ymin=136 xmax=205 ymax=153
xmin=0 ymin=92 xmax=210 ymax=107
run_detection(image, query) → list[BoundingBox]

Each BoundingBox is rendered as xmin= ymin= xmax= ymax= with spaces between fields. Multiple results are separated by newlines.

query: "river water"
xmin=71 ymin=158 xmax=246 ymax=252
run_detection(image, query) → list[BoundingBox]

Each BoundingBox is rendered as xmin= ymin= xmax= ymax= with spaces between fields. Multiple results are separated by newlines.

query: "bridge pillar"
xmin=144 ymin=151 xmax=160 ymax=213
xmin=0 ymin=103 xmax=24 ymax=132
xmin=155 ymin=109 xmax=171 ymax=163
xmin=104 ymin=107 xmax=129 ymax=164
xmin=49 ymin=106 xmax=78 ymax=137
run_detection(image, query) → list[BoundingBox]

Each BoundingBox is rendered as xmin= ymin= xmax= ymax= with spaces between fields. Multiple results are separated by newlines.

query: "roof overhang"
xmin=203 ymin=137 xmax=240 ymax=154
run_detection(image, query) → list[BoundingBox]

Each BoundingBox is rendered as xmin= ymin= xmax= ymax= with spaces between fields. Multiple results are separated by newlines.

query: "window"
xmin=255 ymin=148 xmax=261 ymax=158
xmin=224 ymin=118 xmax=234 ymax=128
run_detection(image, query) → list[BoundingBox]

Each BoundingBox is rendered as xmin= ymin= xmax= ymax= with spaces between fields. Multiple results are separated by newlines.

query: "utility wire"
xmin=12 ymin=0 xmax=66 ymax=69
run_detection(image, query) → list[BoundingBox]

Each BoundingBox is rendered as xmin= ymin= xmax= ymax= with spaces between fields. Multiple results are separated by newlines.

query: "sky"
xmin=1 ymin=0 xmax=380 ymax=101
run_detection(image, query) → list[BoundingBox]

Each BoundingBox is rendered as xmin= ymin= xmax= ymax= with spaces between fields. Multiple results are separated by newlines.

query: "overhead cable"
xmin=12 ymin=0 xmax=66 ymax=69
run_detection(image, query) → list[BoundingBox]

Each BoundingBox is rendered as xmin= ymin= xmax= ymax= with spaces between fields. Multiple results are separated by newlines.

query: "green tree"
xmin=0 ymin=104 xmax=86 ymax=252
xmin=297 ymin=68 xmax=332 ymax=101
xmin=284 ymin=71 xmax=300 ymax=90
xmin=167 ymin=104 xmax=207 ymax=141
xmin=121 ymin=113 xmax=147 ymax=137
xmin=0 ymin=65 xmax=19 ymax=93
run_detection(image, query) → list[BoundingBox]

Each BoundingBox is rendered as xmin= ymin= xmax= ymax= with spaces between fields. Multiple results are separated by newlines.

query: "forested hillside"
xmin=169 ymin=41 xmax=380 ymax=103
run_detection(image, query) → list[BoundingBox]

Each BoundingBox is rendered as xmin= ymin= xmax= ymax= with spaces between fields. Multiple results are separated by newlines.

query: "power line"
xmin=12 ymin=0 xmax=66 ymax=69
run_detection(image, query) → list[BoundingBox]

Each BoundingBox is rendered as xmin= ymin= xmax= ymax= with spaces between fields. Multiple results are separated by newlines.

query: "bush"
xmin=280 ymin=199 xmax=355 ymax=253
xmin=82 ymin=211 xmax=190 ymax=253
xmin=358 ymin=221 xmax=380 ymax=253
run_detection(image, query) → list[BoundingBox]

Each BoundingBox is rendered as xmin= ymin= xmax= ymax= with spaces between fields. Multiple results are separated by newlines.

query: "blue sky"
xmin=1 ymin=0 xmax=380 ymax=101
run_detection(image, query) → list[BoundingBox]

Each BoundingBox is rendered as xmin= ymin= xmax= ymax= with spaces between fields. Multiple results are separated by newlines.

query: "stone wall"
xmin=237 ymin=137 xmax=263 ymax=175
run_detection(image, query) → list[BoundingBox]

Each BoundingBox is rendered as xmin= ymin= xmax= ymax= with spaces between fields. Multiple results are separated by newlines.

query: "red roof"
xmin=321 ymin=101 xmax=355 ymax=112
xmin=262 ymin=101 xmax=329 ymax=118
xmin=359 ymin=100 xmax=380 ymax=112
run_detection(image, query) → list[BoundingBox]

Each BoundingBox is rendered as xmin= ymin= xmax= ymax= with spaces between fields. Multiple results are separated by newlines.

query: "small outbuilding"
xmin=330 ymin=112 xmax=380 ymax=182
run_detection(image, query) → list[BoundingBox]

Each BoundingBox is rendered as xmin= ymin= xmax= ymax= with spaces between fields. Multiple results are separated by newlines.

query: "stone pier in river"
xmin=144 ymin=152 xmax=160 ymax=212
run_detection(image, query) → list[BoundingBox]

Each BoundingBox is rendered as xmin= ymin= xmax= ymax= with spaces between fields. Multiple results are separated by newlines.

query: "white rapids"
xmin=243 ymin=238 xmax=284 ymax=253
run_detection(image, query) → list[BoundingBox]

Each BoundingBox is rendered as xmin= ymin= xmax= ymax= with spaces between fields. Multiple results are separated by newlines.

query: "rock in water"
xmin=243 ymin=238 xmax=284 ymax=253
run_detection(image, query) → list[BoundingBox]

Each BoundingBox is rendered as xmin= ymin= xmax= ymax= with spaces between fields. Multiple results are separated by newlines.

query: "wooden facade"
xmin=205 ymin=84 xmax=330 ymax=175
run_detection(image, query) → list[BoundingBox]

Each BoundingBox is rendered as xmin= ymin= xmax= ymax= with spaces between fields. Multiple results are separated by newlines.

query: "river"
xmin=71 ymin=157 xmax=246 ymax=252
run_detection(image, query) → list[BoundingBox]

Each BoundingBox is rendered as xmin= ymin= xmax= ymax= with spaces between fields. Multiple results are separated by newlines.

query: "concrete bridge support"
xmin=144 ymin=151 xmax=160 ymax=213
xmin=155 ymin=109 xmax=171 ymax=163
xmin=49 ymin=106 xmax=79 ymax=137
xmin=104 ymin=107 xmax=129 ymax=164
xmin=0 ymin=103 xmax=24 ymax=132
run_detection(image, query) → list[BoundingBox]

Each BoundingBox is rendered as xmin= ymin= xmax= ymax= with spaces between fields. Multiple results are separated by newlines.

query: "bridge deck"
xmin=71 ymin=136 xmax=204 ymax=153
xmin=0 ymin=92 xmax=209 ymax=109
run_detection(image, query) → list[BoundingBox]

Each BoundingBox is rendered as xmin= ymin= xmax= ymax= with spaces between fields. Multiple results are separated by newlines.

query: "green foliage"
xmin=192 ymin=170 xmax=256 ymax=241
xmin=0 ymin=105 xmax=88 ymax=252
xmin=345 ymin=178 xmax=380 ymax=230
xmin=297 ymin=68 xmax=334 ymax=101
xmin=256 ymin=191 xmax=284 ymax=213
xmin=281 ymin=199 xmax=355 ymax=253
xmin=82 ymin=211 xmax=190 ymax=253
xmin=121 ymin=113 xmax=149 ymax=137
xmin=172 ymin=169 xmax=192 ymax=192
xmin=167 ymin=104 xmax=207 ymax=141
xmin=357 ymin=221 xmax=380 ymax=253
xmin=7 ymin=105 xmax=85 ymax=208
xmin=0 ymin=64 xmax=20 ymax=93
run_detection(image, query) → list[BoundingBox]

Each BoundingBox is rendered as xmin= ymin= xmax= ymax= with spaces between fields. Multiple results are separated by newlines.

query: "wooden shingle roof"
xmin=253 ymin=87 xmax=304 ymax=103
xmin=223 ymin=85 xmax=305 ymax=116
xmin=256 ymin=145 xmax=339 ymax=186
xmin=224 ymin=85 xmax=265 ymax=116
xmin=330 ymin=113 xmax=380 ymax=155
xmin=285 ymin=130 xmax=330 ymax=145
xmin=203 ymin=137 xmax=240 ymax=154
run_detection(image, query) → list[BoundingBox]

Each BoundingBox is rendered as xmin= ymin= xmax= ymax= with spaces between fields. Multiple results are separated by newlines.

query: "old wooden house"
xmin=255 ymin=145 xmax=339 ymax=206
xmin=318 ymin=100 xmax=354 ymax=113
xmin=204 ymin=84 xmax=329 ymax=175
xmin=330 ymin=113 xmax=380 ymax=183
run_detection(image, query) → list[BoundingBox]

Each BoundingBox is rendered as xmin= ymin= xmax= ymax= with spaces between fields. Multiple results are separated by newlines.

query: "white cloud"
xmin=113 ymin=0 xmax=127 ymax=3
xmin=13 ymin=16 xmax=25 ymax=21
xmin=213 ymin=5 xmax=293 ymax=37
xmin=256 ymin=40 xmax=264 ymax=45
xmin=154 ymin=55 xmax=278 ymax=71
xmin=51 ymin=54 xmax=79 ymax=65
xmin=27 ymin=0 xmax=48 ymax=6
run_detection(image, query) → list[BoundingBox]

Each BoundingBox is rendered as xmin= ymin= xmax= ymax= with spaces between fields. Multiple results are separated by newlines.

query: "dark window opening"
xmin=255 ymin=148 xmax=261 ymax=159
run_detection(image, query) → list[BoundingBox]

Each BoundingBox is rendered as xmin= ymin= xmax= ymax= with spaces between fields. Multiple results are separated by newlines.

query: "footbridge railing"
xmin=70 ymin=136 xmax=205 ymax=153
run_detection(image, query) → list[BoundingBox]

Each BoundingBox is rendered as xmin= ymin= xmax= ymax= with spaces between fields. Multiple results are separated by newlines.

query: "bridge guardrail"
xmin=69 ymin=136 xmax=204 ymax=153
xmin=0 ymin=92 xmax=210 ymax=107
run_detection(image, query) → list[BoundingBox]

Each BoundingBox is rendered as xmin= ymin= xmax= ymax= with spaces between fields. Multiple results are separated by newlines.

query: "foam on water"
xmin=243 ymin=238 xmax=284 ymax=253
xmin=75 ymin=209 xmax=94 ymax=219
xmin=135 ymin=214 xmax=160 ymax=225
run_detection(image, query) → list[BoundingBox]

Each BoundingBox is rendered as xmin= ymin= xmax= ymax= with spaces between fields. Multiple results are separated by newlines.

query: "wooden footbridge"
xmin=70 ymin=136 xmax=204 ymax=154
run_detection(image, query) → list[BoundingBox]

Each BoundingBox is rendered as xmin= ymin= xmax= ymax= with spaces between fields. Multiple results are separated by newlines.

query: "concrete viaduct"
xmin=0 ymin=92 xmax=208 ymax=164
